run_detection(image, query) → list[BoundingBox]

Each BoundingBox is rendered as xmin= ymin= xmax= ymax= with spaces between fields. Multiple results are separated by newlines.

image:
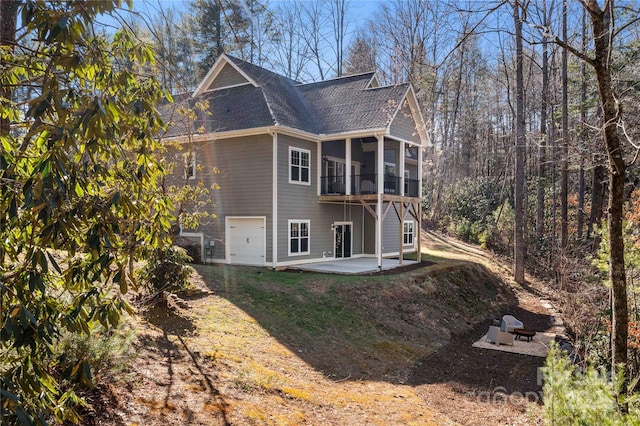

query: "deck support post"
xmin=376 ymin=134 xmax=384 ymax=269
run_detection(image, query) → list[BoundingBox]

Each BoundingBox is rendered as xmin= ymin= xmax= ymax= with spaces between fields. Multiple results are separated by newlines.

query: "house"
xmin=162 ymin=54 xmax=430 ymax=270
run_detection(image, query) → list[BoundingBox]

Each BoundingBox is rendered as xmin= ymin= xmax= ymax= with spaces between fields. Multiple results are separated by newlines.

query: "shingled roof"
xmin=296 ymin=74 xmax=409 ymax=134
xmin=162 ymin=55 xmax=413 ymax=138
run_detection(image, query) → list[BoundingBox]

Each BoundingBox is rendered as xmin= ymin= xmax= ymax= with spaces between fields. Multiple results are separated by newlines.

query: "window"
xmin=326 ymin=157 xmax=345 ymax=194
xmin=290 ymin=147 xmax=310 ymax=184
xmin=289 ymin=220 xmax=310 ymax=255
xmin=403 ymin=220 xmax=414 ymax=246
xmin=184 ymin=152 xmax=196 ymax=180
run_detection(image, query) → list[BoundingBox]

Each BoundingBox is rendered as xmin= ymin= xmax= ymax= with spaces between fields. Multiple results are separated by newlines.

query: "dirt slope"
xmin=83 ymin=231 xmax=552 ymax=425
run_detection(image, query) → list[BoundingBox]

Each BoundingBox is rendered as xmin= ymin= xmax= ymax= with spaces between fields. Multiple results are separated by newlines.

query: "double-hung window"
xmin=289 ymin=220 xmax=310 ymax=255
xmin=403 ymin=220 xmax=414 ymax=246
xmin=290 ymin=147 xmax=310 ymax=184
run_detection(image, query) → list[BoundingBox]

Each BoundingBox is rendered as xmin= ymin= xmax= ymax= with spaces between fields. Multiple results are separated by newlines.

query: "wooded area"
xmin=2 ymin=0 xmax=640 ymax=423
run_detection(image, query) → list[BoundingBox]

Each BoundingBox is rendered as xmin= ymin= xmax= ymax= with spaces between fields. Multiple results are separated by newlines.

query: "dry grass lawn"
xmin=85 ymin=231 xmax=550 ymax=425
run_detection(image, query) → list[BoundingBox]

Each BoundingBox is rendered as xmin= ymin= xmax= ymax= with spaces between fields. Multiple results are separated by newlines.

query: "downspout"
xmin=271 ymin=130 xmax=278 ymax=269
xmin=418 ymin=141 xmax=424 ymax=262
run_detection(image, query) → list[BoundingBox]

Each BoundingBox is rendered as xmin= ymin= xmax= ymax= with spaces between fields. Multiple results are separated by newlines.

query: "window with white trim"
xmin=403 ymin=220 xmax=414 ymax=246
xmin=289 ymin=220 xmax=310 ymax=255
xmin=184 ymin=152 xmax=196 ymax=180
xmin=289 ymin=147 xmax=310 ymax=184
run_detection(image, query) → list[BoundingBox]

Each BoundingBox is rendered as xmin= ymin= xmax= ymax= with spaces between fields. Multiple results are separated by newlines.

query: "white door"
xmin=227 ymin=218 xmax=265 ymax=265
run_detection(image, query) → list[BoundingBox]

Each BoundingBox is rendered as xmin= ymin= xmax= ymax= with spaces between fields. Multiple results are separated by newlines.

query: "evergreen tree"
xmin=344 ymin=33 xmax=377 ymax=75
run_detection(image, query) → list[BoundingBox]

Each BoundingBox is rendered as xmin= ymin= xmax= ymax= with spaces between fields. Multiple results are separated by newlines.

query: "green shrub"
xmin=448 ymin=217 xmax=485 ymax=244
xmin=434 ymin=177 xmax=508 ymax=244
xmin=543 ymin=344 xmax=640 ymax=425
xmin=6 ymin=322 xmax=138 ymax=425
xmin=445 ymin=177 xmax=504 ymax=226
xmin=479 ymin=201 xmax=514 ymax=253
xmin=137 ymin=245 xmax=194 ymax=294
xmin=55 ymin=322 xmax=136 ymax=384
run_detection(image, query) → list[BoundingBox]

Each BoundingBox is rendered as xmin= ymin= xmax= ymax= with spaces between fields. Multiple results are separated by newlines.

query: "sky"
xmin=98 ymin=0 xmax=385 ymax=82
xmin=124 ymin=0 xmax=383 ymax=32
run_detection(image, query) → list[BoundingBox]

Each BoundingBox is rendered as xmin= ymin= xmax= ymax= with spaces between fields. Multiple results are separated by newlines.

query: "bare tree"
xmin=536 ymin=0 xmax=553 ymax=243
xmin=271 ymin=2 xmax=309 ymax=80
xmin=300 ymin=0 xmax=330 ymax=80
xmin=513 ymin=0 xmax=526 ymax=284
xmin=560 ymin=0 xmax=569 ymax=253
xmin=329 ymin=0 xmax=350 ymax=77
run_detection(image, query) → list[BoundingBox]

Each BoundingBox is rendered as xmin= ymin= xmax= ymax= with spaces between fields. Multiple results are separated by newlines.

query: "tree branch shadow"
xmin=140 ymin=303 xmax=232 ymax=425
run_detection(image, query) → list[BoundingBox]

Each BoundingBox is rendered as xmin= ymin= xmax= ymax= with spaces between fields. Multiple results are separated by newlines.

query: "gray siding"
xmin=364 ymin=210 xmax=376 ymax=254
xmin=382 ymin=211 xmax=401 ymax=254
xmin=276 ymin=134 xmax=366 ymax=263
xmin=389 ymin=102 xmax=420 ymax=144
xmin=166 ymin=135 xmax=273 ymax=262
xmin=277 ymin=134 xmax=320 ymax=262
xmin=360 ymin=203 xmax=417 ymax=256
xmin=210 ymin=63 xmax=250 ymax=90
xmin=382 ymin=214 xmax=416 ymax=255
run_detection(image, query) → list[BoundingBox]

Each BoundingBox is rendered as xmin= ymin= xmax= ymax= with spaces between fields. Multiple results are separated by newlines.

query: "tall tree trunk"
xmin=513 ymin=1 xmax=526 ymax=284
xmin=588 ymin=163 xmax=606 ymax=240
xmin=561 ymin=0 xmax=569 ymax=252
xmin=215 ymin=3 xmax=222 ymax=57
xmin=536 ymin=0 xmax=550 ymax=243
xmin=577 ymin=161 xmax=585 ymax=240
xmin=586 ymin=0 xmax=628 ymax=392
xmin=451 ymin=38 xmax=467 ymax=177
xmin=577 ymin=6 xmax=587 ymax=242
xmin=332 ymin=0 xmax=346 ymax=77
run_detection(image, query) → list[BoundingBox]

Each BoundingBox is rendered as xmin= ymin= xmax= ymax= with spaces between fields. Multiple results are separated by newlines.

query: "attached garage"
xmin=226 ymin=217 xmax=266 ymax=266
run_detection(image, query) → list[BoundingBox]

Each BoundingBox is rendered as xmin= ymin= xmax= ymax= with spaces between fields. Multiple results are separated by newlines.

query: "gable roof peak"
xmin=192 ymin=53 xmax=259 ymax=97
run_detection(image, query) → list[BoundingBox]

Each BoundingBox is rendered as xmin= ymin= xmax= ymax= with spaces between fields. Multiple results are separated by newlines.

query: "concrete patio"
xmin=291 ymin=257 xmax=418 ymax=274
xmin=472 ymin=331 xmax=554 ymax=358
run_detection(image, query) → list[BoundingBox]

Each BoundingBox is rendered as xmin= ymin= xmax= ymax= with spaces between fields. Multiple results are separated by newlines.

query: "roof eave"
xmin=160 ymin=125 xmax=391 ymax=144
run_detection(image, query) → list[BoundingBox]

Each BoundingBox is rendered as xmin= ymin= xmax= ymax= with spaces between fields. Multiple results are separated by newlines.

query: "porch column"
xmin=376 ymin=134 xmax=384 ymax=269
xmin=399 ymin=141 xmax=405 ymax=196
xmin=345 ymin=137 xmax=352 ymax=195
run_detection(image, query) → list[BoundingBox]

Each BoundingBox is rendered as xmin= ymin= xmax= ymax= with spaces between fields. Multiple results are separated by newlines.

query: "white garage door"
xmin=227 ymin=217 xmax=266 ymax=266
